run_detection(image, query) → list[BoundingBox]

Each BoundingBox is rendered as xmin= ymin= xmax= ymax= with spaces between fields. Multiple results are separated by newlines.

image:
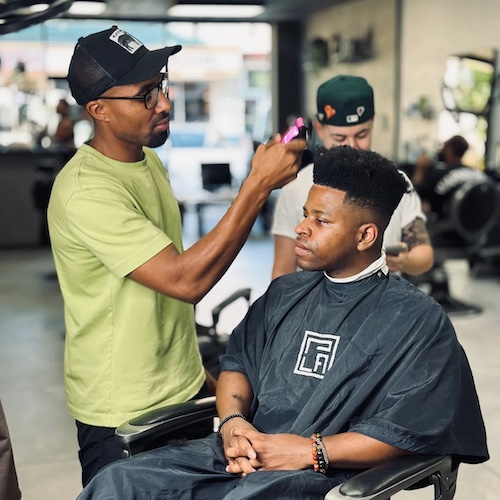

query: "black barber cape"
xmin=221 ymin=270 xmax=488 ymax=464
xmin=77 ymin=271 xmax=488 ymax=500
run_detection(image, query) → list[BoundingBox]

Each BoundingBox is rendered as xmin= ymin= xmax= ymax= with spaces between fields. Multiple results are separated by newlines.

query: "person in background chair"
xmin=77 ymin=146 xmax=488 ymax=500
xmin=411 ymin=134 xmax=487 ymax=217
xmin=47 ymin=25 xmax=304 ymax=487
xmin=272 ymin=75 xmax=433 ymax=279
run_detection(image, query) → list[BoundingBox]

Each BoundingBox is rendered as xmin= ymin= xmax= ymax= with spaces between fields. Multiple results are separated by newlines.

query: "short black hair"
xmin=313 ymin=146 xmax=409 ymax=229
xmin=445 ymin=135 xmax=469 ymax=158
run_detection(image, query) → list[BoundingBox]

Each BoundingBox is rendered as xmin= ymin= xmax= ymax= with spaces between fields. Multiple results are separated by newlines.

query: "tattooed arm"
xmin=216 ymin=371 xmax=258 ymax=474
xmin=386 ymin=218 xmax=434 ymax=276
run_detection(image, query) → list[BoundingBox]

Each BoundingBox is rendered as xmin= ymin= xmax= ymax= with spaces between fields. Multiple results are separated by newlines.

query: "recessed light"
xmin=168 ymin=4 xmax=265 ymax=18
xmin=69 ymin=1 xmax=106 ymax=16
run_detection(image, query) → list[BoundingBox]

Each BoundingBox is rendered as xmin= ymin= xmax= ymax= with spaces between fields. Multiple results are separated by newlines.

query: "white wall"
xmin=305 ymin=0 xmax=500 ymax=163
xmin=305 ymin=0 xmax=398 ymax=158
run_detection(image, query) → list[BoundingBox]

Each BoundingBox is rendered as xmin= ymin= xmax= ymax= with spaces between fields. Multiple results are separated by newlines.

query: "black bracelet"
xmin=217 ymin=413 xmax=246 ymax=438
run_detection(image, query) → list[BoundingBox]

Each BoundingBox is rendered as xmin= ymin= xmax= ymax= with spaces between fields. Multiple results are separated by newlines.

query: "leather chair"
xmin=115 ymin=396 xmax=459 ymax=500
xmin=420 ymin=176 xmax=499 ymax=315
xmin=196 ymin=288 xmax=251 ymax=379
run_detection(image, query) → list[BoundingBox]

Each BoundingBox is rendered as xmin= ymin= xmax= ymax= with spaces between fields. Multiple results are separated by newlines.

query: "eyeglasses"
xmin=98 ymin=73 xmax=169 ymax=110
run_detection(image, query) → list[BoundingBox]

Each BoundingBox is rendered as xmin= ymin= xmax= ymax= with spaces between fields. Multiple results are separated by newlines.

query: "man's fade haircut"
xmin=313 ymin=146 xmax=409 ymax=229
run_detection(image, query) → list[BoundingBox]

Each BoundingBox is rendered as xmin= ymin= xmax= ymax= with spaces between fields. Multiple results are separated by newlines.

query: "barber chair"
xmin=196 ymin=287 xmax=251 ymax=379
xmin=115 ymin=396 xmax=459 ymax=500
xmin=422 ymin=177 xmax=499 ymax=315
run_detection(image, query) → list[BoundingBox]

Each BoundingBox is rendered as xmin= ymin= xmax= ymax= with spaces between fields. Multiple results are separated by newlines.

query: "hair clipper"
xmin=281 ymin=117 xmax=307 ymax=143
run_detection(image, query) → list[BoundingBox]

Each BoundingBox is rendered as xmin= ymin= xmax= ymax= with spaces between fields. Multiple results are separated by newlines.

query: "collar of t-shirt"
xmin=323 ymin=253 xmax=388 ymax=284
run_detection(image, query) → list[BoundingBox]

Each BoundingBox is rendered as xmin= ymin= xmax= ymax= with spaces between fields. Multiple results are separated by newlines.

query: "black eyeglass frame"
xmin=98 ymin=73 xmax=169 ymax=110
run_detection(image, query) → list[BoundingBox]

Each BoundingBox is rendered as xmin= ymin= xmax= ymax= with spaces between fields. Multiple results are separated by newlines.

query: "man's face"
xmin=98 ymin=73 xmax=172 ymax=149
xmin=316 ymin=119 xmax=373 ymax=151
xmin=295 ymin=184 xmax=365 ymax=278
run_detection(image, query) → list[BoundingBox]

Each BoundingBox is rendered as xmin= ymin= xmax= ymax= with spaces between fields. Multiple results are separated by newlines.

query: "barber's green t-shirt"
xmin=48 ymin=145 xmax=205 ymax=427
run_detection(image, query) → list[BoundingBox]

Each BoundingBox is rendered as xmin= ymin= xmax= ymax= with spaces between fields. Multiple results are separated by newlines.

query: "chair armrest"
xmin=115 ymin=396 xmax=217 ymax=457
xmin=325 ymin=455 xmax=456 ymax=500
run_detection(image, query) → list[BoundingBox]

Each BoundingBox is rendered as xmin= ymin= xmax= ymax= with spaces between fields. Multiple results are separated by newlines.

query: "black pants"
xmin=77 ymin=381 xmax=214 ymax=487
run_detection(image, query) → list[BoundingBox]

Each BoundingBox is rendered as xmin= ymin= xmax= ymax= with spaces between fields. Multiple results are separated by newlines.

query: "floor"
xmin=1 ymin=209 xmax=499 ymax=500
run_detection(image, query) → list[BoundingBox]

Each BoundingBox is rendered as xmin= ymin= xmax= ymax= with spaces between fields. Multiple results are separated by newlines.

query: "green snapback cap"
xmin=316 ymin=75 xmax=374 ymax=126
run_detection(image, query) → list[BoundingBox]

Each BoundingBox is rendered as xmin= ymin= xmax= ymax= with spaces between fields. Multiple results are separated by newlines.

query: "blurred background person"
xmin=52 ymin=98 xmax=75 ymax=150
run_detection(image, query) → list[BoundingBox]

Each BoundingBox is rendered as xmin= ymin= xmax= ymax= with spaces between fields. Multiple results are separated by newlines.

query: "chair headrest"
xmin=448 ymin=177 xmax=499 ymax=243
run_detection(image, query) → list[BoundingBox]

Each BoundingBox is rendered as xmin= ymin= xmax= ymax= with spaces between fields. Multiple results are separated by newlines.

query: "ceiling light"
xmin=69 ymin=1 xmax=106 ymax=16
xmin=168 ymin=4 xmax=265 ymax=19
xmin=29 ymin=3 xmax=49 ymax=13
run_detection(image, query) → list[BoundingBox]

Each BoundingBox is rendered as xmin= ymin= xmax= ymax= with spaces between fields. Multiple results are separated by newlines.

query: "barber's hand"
xmin=385 ymin=242 xmax=409 ymax=273
xmin=249 ymin=135 xmax=306 ymax=191
xmin=226 ymin=428 xmax=310 ymax=474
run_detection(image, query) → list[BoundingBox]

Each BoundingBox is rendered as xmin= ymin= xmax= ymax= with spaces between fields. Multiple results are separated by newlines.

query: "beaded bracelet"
xmin=311 ymin=432 xmax=329 ymax=474
xmin=217 ymin=413 xmax=247 ymax=438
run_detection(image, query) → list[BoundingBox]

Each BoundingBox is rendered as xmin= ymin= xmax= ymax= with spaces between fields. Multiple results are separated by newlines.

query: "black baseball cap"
xmin=316 ymin=75 xmax=374 ymax=127
xmin=67 ymin=26 xmax=182 ymax=105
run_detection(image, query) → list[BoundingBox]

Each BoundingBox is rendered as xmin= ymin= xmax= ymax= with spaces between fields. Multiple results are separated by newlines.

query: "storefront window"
xmin=0 ymin=19 xmax=272 ymax=151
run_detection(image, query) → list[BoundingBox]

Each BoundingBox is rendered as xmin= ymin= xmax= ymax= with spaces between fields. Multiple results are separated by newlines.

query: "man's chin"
xmin=148 ymin=131 xmax=168 ymax=149
xmin=296 ymin=259 xmax=319 ymax=273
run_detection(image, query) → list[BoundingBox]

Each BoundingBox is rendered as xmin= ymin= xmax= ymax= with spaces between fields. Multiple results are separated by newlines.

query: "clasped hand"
xmin=222 ymin=425 xmax=310 ymax=476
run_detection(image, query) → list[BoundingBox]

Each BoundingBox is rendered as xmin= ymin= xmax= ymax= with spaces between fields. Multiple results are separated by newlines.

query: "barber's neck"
xmin=89 ymin=134 xmax=144 ymax=163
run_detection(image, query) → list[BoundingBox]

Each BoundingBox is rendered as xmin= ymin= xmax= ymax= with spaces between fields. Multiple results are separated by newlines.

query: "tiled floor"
xmin=1 ymin=211 xmax=499 ymax=499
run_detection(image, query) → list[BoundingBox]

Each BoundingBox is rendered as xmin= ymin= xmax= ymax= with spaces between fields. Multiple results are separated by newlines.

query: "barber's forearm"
xmin=402 ymin=244 xmax=434 ymax=275
xmin=322 ymin=432 xmax=410 ymax=469
xmin=129 ymin=179 xmax=270 ymax=303
xmin=272 ymin=235 xmax=298 ymax=279
xmin=181 ymin=178 xmax=270 ymax=296
xmin=130 ymin=141 xmax=303 ymax=303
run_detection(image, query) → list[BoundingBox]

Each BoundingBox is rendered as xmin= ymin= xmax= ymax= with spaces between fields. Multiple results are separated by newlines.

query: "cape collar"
xmin=323 ymin=252 xmax=388 ymax=284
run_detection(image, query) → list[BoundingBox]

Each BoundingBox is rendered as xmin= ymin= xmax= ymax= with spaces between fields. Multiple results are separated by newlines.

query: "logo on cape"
xmin=294 ymin=330 xmax=340 ymax=379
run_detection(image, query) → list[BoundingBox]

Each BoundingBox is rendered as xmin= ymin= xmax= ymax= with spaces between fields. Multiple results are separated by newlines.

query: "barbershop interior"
xmin=1 ymin=0 xmax=500 ymax=499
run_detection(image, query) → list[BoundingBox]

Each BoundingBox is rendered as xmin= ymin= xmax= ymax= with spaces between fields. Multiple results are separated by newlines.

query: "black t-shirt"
xmin=418 ymin=163 xmax=487 ymax=218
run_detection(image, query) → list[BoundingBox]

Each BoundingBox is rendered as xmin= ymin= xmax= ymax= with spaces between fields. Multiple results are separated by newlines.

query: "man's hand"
xmin=249 ymin=135 xmax=306 ymax=192
xmin=220 ymin=419 xmax=259 ymax=476
xmin=223 ymin=427 xmax=311 ymax=475
xmin=385 ymin=242 xmax=409 ymax=273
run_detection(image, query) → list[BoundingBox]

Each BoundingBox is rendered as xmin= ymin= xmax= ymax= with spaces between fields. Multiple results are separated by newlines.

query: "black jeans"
xmin=76 ymin=380 xmax=214 ymax=487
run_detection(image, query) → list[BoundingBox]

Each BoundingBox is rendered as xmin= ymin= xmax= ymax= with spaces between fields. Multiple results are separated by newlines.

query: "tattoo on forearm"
xmin=231 ymin=393 xmax=245 ymax=404
xmin=402 ymin=218 xmax=430 ymax=250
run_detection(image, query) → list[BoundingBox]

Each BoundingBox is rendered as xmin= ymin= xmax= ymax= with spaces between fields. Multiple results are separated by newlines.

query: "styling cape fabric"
xmin=222 ymin=270 xmax=487 ymax=463
xmin=78 ymin=271 xmax=488 ymax=500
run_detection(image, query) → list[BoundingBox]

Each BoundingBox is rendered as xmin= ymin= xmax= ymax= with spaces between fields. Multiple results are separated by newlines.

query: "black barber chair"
xmin=196 ymin=288 xmax=251 ymax=379
xmin=115 ymin=396 xmax=459 ymax=500
xmin=422 ymin=177 xmax=499 ymax=315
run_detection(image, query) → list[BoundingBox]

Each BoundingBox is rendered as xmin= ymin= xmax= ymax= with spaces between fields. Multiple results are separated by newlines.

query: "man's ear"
xmin=313 ymin=118 xmax=324 ymax=140
xmin=357 ymin=223 xmax=378 ymax=252
xmin=86 ymin=100 xmax=108 ymax=123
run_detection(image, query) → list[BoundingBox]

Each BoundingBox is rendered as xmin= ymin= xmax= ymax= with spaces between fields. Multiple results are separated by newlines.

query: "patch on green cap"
xmin=316 ymin=75 xmax=374 ymax=126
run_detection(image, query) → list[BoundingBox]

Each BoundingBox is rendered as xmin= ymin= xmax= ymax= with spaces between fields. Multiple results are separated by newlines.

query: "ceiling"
xmin=0 ymin=0 xmax=351 ymax=35
xmin=94 ymin=0 xmax=347 ymax=23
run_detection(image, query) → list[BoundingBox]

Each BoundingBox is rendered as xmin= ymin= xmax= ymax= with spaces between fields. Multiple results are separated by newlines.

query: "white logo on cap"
xmin=357 ymin=106 xmax=365 ymax=116
xmin=346 ymin=114 xmax=359 ymax=123
xmin=109 ymin=29 xmax=143 ymax=54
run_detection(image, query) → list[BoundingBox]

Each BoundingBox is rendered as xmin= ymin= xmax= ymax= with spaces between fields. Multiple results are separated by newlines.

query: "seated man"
xmin=78 ymin=146 xmax=488 ymax=500
xmin=412 ymin=134 xmax=486 ymax=219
